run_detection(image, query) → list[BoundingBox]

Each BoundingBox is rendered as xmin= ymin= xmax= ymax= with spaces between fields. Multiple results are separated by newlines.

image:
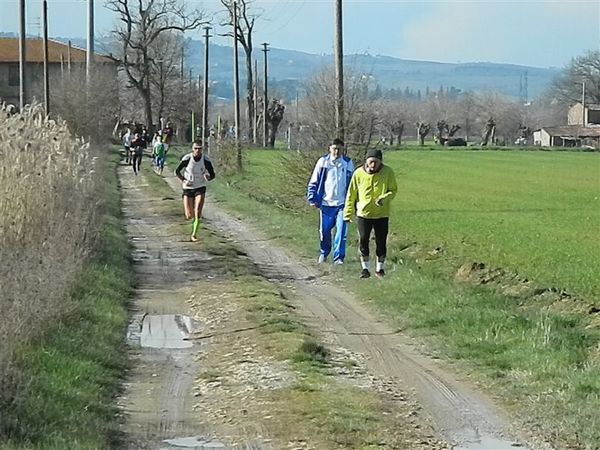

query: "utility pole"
xmin=202 ymin=26 xmax=211 ymax=149
xmin=253 ymin=59 xmax=258 ymax=145
xmin=86 ymin=0 xmax=94 ymax=85
xmin=42 ymin=0 xmax=49 ymax=115
xmin=334 ymin=0 xmax=344 ymax=141
xmin=261 ymin=42 xmax=269 ymax=147
xmin=582 ymin=81 xmax=587 ymax=126
xmin=19 ymin=0 xmax=26 ymax=110
xmin=233 ymin=1 xmax=242 ymax=169
xmin=67 ymin=40 xmax=72 ymax=75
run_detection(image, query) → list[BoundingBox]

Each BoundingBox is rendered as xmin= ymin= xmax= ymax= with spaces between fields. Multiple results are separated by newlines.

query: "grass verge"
xmin=0 ymin=152 xmax=131 ymax=450
xmin=206 ymin=147 xmax=600 ymax=449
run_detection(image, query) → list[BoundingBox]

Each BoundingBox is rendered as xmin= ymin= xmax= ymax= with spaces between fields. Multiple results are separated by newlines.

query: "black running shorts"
xmin=182 ymin=186 xmax=207 ymax=198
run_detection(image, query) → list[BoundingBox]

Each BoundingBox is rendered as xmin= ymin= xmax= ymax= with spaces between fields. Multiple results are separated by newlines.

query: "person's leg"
xmin=319 ymin=205 xmax=336 ymax=261
xmin=190 ymin=191 xmax=206 ymax=242
xmin=373 ymin=217 xmax=389 ymax=276
xmin=332 ymin=205 xmax=348 ymax=263
xmin=183 ymin=193 xmax=194 ymax=220
xmin=136 ymin=152 xmax=142 ymax=173
xmin=124 ymin=146 xmax=130 ymax=164
xmin=132 ymin=153 xmax=138 ymax=174
xmin=356 ymin=217 xmax=373 ymax=277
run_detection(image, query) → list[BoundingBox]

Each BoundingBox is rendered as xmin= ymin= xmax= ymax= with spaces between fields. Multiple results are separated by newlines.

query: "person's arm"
xmin=204 ymin=157 xmax=215 ymax=180
xmin=343 ymin=172 xmax=358 ymax=222
xmin=376 ymin=167 xmax=398 ymax=205
xmin=306 ymin=158 xmax=323 ymax=206
xmin=175 ymin=156 xmax=189 ymax=181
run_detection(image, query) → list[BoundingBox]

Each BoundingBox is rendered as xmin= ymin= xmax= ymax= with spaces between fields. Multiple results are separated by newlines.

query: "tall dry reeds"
xmin=0 ymin=103 xmax=97 ymax=422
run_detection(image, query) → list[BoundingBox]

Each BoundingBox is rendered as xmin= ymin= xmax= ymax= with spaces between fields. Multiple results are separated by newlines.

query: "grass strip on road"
xmin=0 ymin=153 xmax=131 ymax=450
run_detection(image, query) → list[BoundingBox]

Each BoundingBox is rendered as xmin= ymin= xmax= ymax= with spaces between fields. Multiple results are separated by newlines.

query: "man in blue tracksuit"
xmin=307 ymin=138 xmax=354 ymax=264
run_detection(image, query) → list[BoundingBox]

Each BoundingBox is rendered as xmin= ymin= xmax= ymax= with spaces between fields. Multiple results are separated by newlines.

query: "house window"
xmin=8 ymin=64 xmax=20 ymax=86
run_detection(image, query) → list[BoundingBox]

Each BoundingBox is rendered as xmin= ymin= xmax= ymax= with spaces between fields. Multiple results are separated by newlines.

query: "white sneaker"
xmin=317 ymin=255 xmax=326 ymax=263
xmin=333 ymin=259 xmax=344 ymax=265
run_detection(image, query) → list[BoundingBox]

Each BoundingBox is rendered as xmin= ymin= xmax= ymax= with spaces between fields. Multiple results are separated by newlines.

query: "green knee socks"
xmin=192 ymin=218 xmax=201 ymax=236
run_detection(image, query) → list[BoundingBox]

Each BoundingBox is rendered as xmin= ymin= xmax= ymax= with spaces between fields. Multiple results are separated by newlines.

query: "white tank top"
xmin=182 ymin=154 xmax=209 ymax=189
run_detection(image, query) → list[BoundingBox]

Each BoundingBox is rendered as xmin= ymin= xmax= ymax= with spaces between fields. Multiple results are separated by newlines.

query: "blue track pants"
xmin=319 ymin=205 xmax=347 ymax=262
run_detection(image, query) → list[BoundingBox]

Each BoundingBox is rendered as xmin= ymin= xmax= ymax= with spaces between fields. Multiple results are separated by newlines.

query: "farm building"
xmin=0 ymin=37 xmax=116 ymax=107
xmin=533 ymin=125 xmax=600 ymax=148
xmin=568 ymin=102 xmax=600 ymax=126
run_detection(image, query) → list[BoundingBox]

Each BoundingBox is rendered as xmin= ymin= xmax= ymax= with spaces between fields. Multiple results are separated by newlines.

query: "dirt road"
xmin=117 ymin=161 xmax=550 ymax=449
xmin=117 ymin=168 xmax=267 ymax=449
xmin=161 ymin=172 xmax=550 ymax=450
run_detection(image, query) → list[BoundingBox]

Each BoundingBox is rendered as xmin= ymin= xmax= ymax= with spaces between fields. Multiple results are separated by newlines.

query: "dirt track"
xmin=117 ymin=161 xmax=551 ymax=450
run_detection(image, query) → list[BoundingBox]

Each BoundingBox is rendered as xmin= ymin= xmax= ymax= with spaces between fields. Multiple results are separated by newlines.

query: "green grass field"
xmin=205 ymin=147 xmax=600 ymax=449
xmin=226 ymin=149 xmax=600 ymax=300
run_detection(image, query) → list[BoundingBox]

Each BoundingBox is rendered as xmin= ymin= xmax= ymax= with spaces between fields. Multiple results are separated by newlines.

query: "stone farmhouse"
xmin=534 ymin=102 xmax=600 ymax=148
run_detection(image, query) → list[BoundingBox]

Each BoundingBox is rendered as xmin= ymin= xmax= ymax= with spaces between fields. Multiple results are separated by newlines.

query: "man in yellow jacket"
xmin=344 ymin=149 xmax=397 ymax=278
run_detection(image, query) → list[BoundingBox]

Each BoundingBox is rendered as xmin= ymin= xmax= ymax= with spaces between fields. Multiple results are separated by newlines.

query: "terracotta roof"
xmin=0 ymin=38 xmax=113 ymax=64
xmin=542 ymin=125 xmax=600 ymax=138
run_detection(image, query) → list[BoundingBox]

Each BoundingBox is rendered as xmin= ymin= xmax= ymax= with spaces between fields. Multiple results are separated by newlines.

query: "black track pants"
xmin=356 ymin=217 xmax=389 ymax=259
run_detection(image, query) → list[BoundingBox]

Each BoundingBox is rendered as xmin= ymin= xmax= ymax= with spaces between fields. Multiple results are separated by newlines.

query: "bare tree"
xmin=481 ymin=117 xmax=496 ymax=146
xmin=106 ymin=0 xmax=206 ymax=128
xmin=266 ymin=99 xmax=285 ymax=147
xmin=416 ymin=122 xmax=431 ymax=146
xmin=220 ymin=0 xmax=258 ymax=142
xmin=552 ymin=50 xmax=600 ymax=105
xmin=378 ymin=99 xmax=408 ymax=145
xmin=148 ymin=32 xmax=185 ymax=121
xmin=303 ymin=67 xmax=377 ymax=148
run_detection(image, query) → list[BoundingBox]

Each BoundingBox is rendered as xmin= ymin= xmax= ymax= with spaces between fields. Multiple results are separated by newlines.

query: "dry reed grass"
xmin=0 ymin=102 xmax=98 ymax=422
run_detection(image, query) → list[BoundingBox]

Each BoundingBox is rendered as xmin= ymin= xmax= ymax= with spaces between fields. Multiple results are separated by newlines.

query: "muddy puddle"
xmin=453 ymin=434 xmax=526 ymax=449
xmin=162 ymin=436 xmax=226 ymax=449
xmin=127 ymin=314 xmax=200 ymax=349
xmin=141 ymin=314 xmax=198 ymax=349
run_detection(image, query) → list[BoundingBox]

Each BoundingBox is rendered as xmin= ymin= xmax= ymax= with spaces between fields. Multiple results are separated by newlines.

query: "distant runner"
xmin=130 ymin=132 xmax=147 ymax=176
xmin=153 ymin=134 xmax=166 ymax=176
xmin=163 ymin=122 xmax=174 ymax=155
xmin=123 ymin=127 xmax=133 ymax=165
xmin=174 ymin=140 xmax=215 ymax=242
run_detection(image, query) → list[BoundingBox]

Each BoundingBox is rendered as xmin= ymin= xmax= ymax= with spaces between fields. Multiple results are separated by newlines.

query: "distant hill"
xmin=8 ymin=33 xmax=559 ymax=101
xmin=181 ymin=40 xmax=559 ymax=101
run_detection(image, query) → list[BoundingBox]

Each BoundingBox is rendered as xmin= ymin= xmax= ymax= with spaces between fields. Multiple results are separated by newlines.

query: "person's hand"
xmin=375 ymin=197 xmax=384 ymax=207
xmin=309 ymin=203 xmax=318 ymax=208
xmin=184 ymin=179 xmax=193 ymax=187
xmin=344 ymin=218 xmax=352 ymax=223
xmin=204 ymin=173 xmax=212 ymax=181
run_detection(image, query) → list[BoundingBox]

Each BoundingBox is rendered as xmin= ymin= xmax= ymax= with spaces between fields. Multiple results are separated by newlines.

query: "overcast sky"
xmin=1 ymin=0 xmax=598 ymax=68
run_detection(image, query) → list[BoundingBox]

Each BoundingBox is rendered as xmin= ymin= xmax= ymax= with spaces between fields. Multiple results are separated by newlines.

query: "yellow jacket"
xmin=344 ymin=165 xmax=397 ymax=220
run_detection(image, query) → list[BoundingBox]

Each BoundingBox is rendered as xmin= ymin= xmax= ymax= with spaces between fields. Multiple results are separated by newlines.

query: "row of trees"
xmin=274 ymin=67 xmax=566 ymax=149
xmin=54 ymin=0 xmax=599 ymax=151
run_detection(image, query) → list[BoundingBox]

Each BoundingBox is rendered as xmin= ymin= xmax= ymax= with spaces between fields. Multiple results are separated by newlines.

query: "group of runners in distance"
xmin=122 ymin=122 xmax=174 ymax=176
xmin=121 ymin=127 xmax=396 ymax=278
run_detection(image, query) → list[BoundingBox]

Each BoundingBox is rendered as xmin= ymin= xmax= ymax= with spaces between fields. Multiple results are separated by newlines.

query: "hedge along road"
xmin=159 ymin=166 xmax=551 ymax=450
